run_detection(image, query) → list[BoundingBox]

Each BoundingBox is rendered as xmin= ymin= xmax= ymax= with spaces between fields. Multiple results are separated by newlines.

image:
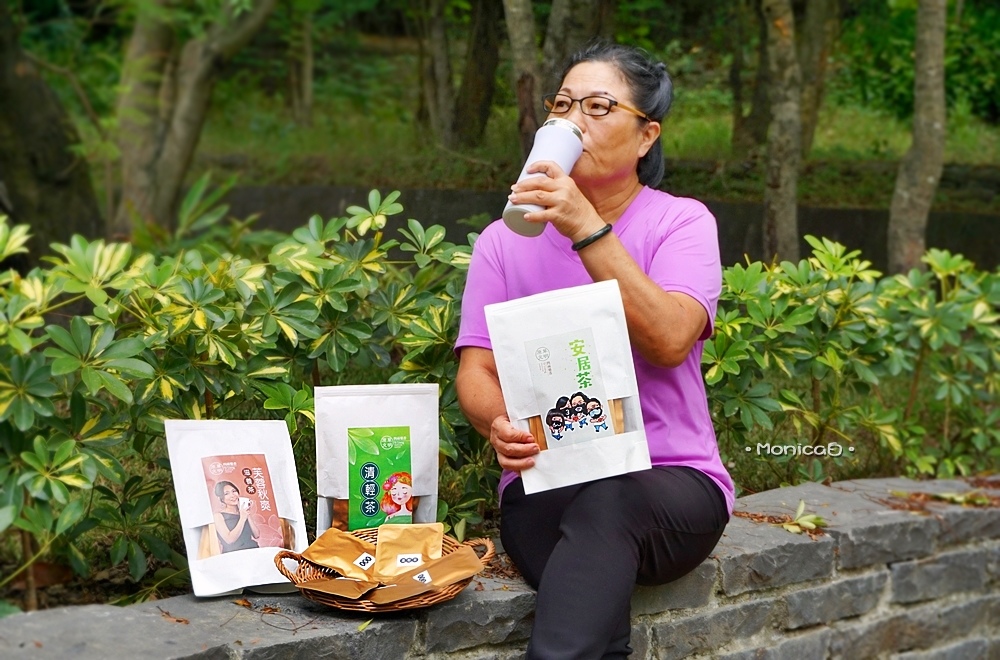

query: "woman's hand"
xmin=509 ymin=161 xmax=605 ymax=243
xmin=239 ymin=501 xmax=250 ymax=520
xmin=490 ymin=414 xmax=539 ymax=472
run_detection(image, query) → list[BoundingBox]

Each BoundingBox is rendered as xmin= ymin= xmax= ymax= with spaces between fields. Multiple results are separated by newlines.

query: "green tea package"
xmin=315 ymin=384 xmax=439 ymax=533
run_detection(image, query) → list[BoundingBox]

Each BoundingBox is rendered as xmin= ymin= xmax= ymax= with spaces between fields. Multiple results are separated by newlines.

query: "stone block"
xmin=629 ymin=622 xmax=652 ymax=660
xmin=421 ymin=647 xmax=527 ymax=660
xmin=631 ymin=561 xmax=716 ymax=615
xmin=830 ymin=610 xmax=935 ymax=659
xmin=0 ymin=595 xmax=420 ymax=660
xmin=891 ymin=548 xmax=990 ymax=604
xmin=717 ymin=629 xmax=832 ymax=660
xmin=712 ymin=516 xmax=834 ymax=596
xmin=833 ymin=477 xmax=972 ymax=499
xmin=649 ymin=599 xmax=776 ymax=660
xmin=830 ymin=597 xmax=996 ymax=659
xmin=739 ymin=481 xmax=939 ymax=569
xmin=784 ymin=571 xmax=888 ymax=629
xmin=834 ymin=477 xmax=1000 ymax=546
xmin=422 ymin=578 xmax=535 ymax=653
xmin=894 ymin=638 xmax=991 ymax=660
xmin=987 ymin=543 xmax=1000 ymax=582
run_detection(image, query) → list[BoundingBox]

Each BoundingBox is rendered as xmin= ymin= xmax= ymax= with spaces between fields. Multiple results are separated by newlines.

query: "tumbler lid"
xmin=541 ymin=118 xmax=583 ymax=141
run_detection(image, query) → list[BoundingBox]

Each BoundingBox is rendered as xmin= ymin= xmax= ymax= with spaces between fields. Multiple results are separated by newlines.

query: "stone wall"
xmin=2 ymin=476 xmax=998 ymax=659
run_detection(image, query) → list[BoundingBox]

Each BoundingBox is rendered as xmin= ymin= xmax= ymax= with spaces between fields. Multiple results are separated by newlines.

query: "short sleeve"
xmin=455 ymin=224 xmax=509 ymax=353
xmin=648 ymin=202 xmax=722 ymax=340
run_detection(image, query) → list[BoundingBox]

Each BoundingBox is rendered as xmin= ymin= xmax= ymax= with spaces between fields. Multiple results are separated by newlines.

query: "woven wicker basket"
xmin=274 ymin=529 xmax=495 ymax=612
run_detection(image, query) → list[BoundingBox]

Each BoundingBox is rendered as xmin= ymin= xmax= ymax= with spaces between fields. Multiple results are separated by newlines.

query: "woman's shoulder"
xmin=641 ymin=187 xmax=714 ymax=220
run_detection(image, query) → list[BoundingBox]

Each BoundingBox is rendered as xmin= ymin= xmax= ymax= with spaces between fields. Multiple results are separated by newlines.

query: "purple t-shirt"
xmin=456 ymin=186 xmax=735 ymax=514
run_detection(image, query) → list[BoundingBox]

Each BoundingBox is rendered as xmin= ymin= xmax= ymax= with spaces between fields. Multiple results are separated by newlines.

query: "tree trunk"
xmin=596 ymin=0 xmax=616 ymax=38
xmin=502 ymin=0 xmax=541 ymax=158
xmin=796 ymin=0 xmax=838 ymax=158
xmin=888 ymin=0 xmax=947 ymax=274
xmin=454 ymin=0 xmax=503 ymax=147
xmin=112 ymin=0 xmax=276 ymax=237
xmin=541 ymin=0 xmax=602 ymax=93
xmin=0 ymin=2 xmax=102 ymax=260
xmin=289 ymin=11 xmax=314 ymax=128
xmin=761 ymin=0 xmax=801 ymax=262
xmin=732 ymin=0 xmax=772 ymax=154
xmin=417 ymin=0 xmax=456 ymax=148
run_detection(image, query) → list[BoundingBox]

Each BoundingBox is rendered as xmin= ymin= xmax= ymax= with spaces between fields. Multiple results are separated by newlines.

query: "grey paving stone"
xmin=891 ymin=548 xmax=990 ymax=604
xmin=784 ymin=571 xmax=888 ymax=629
xmin=894 ymin=638 xmax=991 ymax=660
xmin=717 ymin=629 xmax=832 ymax=660
xmin=649 ymin=599 xmax=777 ymax=660
xmin=739 ymin=481 xmax=940 ymax=569
xmin=422 ymin=578 xmax=535 ymax=653
xmin=712 ymin=515 xmax=834 ymax=596
xmin=631 ymin=561 xmax=716 ymax=615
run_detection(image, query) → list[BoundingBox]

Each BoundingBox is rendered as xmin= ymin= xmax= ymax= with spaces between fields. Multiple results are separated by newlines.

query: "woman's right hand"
xmin=490 ymin=415 xmax=539 ymax=472
xmin=239 ymin=502 xmax=250 ymax=520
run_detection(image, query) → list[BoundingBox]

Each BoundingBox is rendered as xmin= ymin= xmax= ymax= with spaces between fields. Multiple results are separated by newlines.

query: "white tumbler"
xmin=502 ymin=118 xmax=584 ymax=237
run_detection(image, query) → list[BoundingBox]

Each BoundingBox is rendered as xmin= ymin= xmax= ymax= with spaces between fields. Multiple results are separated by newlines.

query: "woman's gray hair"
xmin=561 ymin=41 xmax=673 ymax=188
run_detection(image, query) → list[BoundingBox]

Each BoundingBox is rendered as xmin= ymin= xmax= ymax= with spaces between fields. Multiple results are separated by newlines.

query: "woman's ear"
xmin=637 ymin=121 xmax=661 ymax=158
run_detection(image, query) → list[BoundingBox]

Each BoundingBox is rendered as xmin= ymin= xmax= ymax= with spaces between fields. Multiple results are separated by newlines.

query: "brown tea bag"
xmin=373 ymin=522 xmax=444 ymax=579
xmin=301 ymin=527 xmax=377 ymax=580
xmin=299 ymin=576 xmax=380 ymax=600
xmin=367 ymin=545 xmax=484 ymax=605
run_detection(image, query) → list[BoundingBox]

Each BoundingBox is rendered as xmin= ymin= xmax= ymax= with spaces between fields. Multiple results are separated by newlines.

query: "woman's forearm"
xmin=456 ymin=357 xmax=507 ymax=438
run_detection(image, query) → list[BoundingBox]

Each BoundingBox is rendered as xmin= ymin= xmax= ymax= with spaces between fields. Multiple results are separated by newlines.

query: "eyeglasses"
xmin=542 ymin=93 xmax=650 ymax=121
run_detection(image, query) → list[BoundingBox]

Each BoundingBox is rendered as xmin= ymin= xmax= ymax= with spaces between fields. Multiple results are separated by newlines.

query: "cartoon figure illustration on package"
xmin=545 ymin=409 xmax=566 ymax=440
xmin=525 ymin=329 xmax=613 ymax=447
xmin=587 ymin=398 xmax=609 ymax=432
xmin=569 ymin=392 xmax=589 ymax=428
xmin=381 ymin=471 xmax=415 ymax=523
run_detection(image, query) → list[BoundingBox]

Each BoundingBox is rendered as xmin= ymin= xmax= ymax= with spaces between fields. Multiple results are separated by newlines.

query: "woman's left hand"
xmin=508 ymin=161 xmax=606 ymax=243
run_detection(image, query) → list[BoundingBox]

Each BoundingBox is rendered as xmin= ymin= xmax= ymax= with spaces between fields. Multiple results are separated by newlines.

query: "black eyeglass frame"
xmin=542 ymin=93 xmax=651 ymax=121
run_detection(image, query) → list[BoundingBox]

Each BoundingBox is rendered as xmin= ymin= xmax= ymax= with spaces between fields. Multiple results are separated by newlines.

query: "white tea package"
xmin=314 ymin=384 xmax=439 ymax=533
xmin=164 ymin=420 xmax=308 ymax=597
xmin=485 ymin=280 xmax=650 ymax=493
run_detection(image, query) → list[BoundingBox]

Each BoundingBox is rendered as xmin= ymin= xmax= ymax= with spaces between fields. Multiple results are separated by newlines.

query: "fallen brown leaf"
xmin=260 ymin=606 xmax=281 ymax=614
xmin=232 ymin=598 xmax=253 ymax=609
xmin=157 ymin=606 xmax=189 ymax=624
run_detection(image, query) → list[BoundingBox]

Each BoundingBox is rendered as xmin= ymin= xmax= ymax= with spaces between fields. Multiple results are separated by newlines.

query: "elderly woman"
xmin=455 ymin=42 xmax=733 ymax=658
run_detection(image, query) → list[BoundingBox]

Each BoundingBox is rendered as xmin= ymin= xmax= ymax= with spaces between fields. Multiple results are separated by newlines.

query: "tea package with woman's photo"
xmin=314 ymin=384 xmax=439 ymax=533
xmin=165 ymin=420 xmax=308 ymax=596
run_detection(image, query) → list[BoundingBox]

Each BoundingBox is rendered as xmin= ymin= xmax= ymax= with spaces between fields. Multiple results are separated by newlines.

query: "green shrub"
xmin=1 ymin=192 xmax=997 ymax=606
xmin=706 ymin=237 xmax=1000 ymax=492
xmin=0 ymin=187 xmax=481 ymax=605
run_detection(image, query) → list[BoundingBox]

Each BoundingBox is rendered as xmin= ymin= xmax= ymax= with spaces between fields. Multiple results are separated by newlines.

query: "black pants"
xmin=500 ymin=466 xmax=729 ymax=660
